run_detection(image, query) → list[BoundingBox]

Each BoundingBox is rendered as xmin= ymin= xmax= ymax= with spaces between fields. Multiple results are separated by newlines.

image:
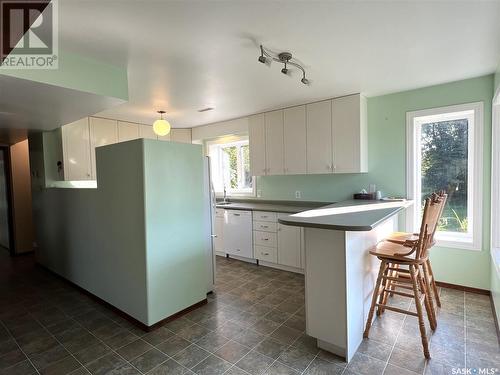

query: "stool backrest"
xmin=415 ymin=192 xmax=447 ymax=260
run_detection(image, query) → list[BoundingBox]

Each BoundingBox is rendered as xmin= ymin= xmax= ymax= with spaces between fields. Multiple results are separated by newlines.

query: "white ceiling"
xmin=59 ymin=0 xmax=500 ymax=129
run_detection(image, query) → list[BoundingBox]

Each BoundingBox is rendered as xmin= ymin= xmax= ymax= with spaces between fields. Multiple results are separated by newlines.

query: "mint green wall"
xmin=1 ymin=51 xmax=128 ymax=100
xmin=258 ymin=74 xmax=493 ymax=289
xmin=495 ymin=63 xmax=500 ymax=93
xmin=143 ymin=140 xmax=207 ymax=325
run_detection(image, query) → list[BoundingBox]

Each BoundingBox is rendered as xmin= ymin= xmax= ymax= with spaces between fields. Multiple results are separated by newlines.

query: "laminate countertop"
xmin=215 ymin=200 xmax=330 ymax=214
xmin=277 ymin=200 xmax=413 ymax=231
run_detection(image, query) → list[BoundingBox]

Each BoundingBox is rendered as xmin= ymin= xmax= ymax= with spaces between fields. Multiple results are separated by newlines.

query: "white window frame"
xmin=491 ymin=88 xmax=500 ymax=273
xmin=206 ymin=136 xmax=255 ymax=197
xmin=406 ymin=102 xmax=483 ymax=251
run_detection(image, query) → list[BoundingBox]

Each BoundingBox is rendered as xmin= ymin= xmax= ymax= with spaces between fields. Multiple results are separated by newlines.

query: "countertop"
xmin=215 ymin=200 xmax=330 ymax=214
xmin=277 ymin=200 xmax=413 ymax=231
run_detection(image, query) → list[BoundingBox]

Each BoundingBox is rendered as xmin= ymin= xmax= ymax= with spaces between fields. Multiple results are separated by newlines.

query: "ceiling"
xmin=57 ymin=1 xmax=500 ymax=128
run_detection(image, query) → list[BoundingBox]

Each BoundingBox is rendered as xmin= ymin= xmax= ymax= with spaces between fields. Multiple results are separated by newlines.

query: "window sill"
xmin=435 ymin=237 xmax=481 ymax=251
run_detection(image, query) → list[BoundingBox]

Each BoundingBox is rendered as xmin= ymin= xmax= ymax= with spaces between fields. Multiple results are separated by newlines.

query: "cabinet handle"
xmin=262 ymin=238 xmax=269 ymax=241
xmin=261 ymin=216 xmax=268 ymax=218
xmin=233 ymin=213 xmax=240 ymax=216
xmin=262 ymin=252 xmax=269 ymax=256
xmin=236 ymin=249 xmax=241 ymax=252
xmin=261 ymin=225 xmax=269 ymax=229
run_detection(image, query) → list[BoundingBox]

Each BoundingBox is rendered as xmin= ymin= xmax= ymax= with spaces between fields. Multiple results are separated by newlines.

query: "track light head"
xmin=301 ymin=77 xmax=309 ymax=85
xmin=281 ymin=62 xmax=289 ymax=75
xmin=258 ymin=55 xmax=267 ymax=64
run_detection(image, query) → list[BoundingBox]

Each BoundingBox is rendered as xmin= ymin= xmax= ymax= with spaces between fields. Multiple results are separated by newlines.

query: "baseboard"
xmin=435 ymin=281 xmax=490 ymax=295
xmin=258 ymin=260 xmax=304 ymax=275
xmin=490 ymin=294 xmax=500 ymax=345
xmin=36 ymin=262 xmax=207 ymax=332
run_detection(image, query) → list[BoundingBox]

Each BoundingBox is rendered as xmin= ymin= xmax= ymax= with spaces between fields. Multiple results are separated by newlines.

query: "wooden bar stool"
xmin=384 ymin=192 xmax=447 ymax=311
xmin=363 ymin=195 xmax=445 ymax=359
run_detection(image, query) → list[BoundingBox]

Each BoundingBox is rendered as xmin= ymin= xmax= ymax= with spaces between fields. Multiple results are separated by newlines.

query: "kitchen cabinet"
xmin=223 ymin=210 xmax=253 ymax=259
xmin=283 ymin=105 xmax=306 ymax=175
xmin=306 ymin=100 xmax=333 ymax=174
xmin=265 ymin=110 xmax=284 ymax=175
xmin=90 ymin=117 xmax=118 ymax=180
xmin=332 ymin=94 xmax=367 ymax=173
xmin=214 ymin=209 xmax=224 ymax=253
xmin=157 ymin=132 xmax=171 ymax=141
xmin=139 ymin=124 xmax=157 ymax=140
xmin=277 ymin=213 xmax=302 ymax=268
xmin=249 ymin=114 xmax=266 ymax=176
xmin=118 ymin=121 xmax=139 ymax=142
xmin=61 ymin=118 xmax=92 ymax=180
xmin=170 ymin=129 xmax=192 ymax=143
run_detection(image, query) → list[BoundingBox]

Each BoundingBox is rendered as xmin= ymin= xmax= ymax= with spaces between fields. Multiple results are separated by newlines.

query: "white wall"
xmin=191 ymin=117 xmax=249 ymax=143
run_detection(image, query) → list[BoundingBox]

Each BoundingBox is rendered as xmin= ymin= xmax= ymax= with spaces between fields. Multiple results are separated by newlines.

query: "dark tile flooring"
xmin=0 ymin=252 xmax=498 ymax=375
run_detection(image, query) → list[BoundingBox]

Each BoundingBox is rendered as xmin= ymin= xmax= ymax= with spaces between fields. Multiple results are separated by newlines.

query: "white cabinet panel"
xmin=265 ymin=110 xmax=284 ymax=175
xmin=283 ymin=105 xmax=306 ymax=175
xmin=253 ymin=221 xmax=277 ymax=233
xmin=139 ymin=124 xmax=157 ymax=140
xmin=223 ymin=210 xmax=253 ymax=258
xmin=214 ymin=215 xmax=224 ymax=253
xmin=332 ymin=94 xmax=368 ymax=173
xmin=255 ymin=246 xmax=277 ymax=263
xmin=170 ymin=129 xmax=192 ymax=143
xmin=306 ymin=100 xmax=333 ymax=174
xmin=253 ymin=211 xmax=277 ymax=222
xmin=277 ymin=222 xmax=302 ymax=268
xmin=118 ymin=121 xmax=139 ymax=142
xmin=253 ymin=231 xmax=277 ymax=248
xmin=62 ymin=118 xmax=92 ymax=180
xmin=157 ymin=132 xmax=171 ymax=141
xmin=90 ymin=117 xmax=118 ymax=180
xmin=249 ymin=114 xmax=266 ymax=176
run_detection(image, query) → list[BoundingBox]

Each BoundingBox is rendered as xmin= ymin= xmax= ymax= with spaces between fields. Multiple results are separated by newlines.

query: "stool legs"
xmin=364 ymin=260 xmax=387 ymax=338
xmin=410 ymin=264 xmax=431 ymax=359
xmin=426 ymin=259 xmax=441 ymax=308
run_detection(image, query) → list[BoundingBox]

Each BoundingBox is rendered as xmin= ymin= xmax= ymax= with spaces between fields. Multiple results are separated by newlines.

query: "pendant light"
xmin=153 ymin=110 xmax=171 ymax=136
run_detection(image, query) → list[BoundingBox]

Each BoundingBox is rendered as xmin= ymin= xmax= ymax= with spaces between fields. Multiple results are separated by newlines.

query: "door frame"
xmin=0 ymin=145 xmax=15 ymax=255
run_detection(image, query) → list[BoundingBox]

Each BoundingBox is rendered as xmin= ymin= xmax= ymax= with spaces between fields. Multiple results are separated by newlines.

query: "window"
xmin=406 ymin=102 xmax=483 ymax=250
xmin=207 ymin=137 xmax=253 ymax=196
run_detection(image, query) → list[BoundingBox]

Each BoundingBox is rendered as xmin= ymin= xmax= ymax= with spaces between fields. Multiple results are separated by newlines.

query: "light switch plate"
xmin=257 ymin=189 xmax=262 ymax=197
xmin=295 ymin=191 xmax=301 ymax=199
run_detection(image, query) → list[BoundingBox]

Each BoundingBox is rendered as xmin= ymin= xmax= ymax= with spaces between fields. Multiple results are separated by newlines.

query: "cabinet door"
xmin=118 ymin=121 xmax=139 ymax=142
xmin=214 ymin=216 xmax=224 ymax=253
xmin=139 ymin=124 xmax=157 ymax=140
xmin=306 ymin=101 xmax=333 ymax=174
xmin=265 ymin=110 xmax=284 ymax=175
xmin=283 ymin=105 xmax=306 ymax=175
xmin=157 ymin=132 xmax=171 ymax=141
xmin=90 ymin=117 xmax=118 ymax=179
xmin=170 ymin=129 xmax=192 ymax=143
xmin=277 ymin=222 xmax=302 ymax=268
xmin=61 ymin=118 xmax=92 ymax=180
xmin=248 ymin=114 xmax=266 ymax=176
xmin=332 ymin=94 xmax=367 ymax=173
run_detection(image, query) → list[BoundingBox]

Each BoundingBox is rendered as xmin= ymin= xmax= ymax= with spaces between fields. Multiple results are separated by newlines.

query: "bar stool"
xmin=363 ymin=194 xmax=446 ymax=359
xmin=384 ymin=191 xmax=447 ymax=311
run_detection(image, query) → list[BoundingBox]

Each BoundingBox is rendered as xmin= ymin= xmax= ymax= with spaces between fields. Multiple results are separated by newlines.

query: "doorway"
xmin=0 ymin=147 xmax=13 ymax=254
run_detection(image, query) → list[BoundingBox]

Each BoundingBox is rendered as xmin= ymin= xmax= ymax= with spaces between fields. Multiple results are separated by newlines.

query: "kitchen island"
xmin=279 ymin=200 xmax=413 ymax=362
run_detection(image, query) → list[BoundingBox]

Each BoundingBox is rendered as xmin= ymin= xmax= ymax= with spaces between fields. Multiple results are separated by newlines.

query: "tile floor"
xmin=0 ymin=252 xmax=498 ymax=375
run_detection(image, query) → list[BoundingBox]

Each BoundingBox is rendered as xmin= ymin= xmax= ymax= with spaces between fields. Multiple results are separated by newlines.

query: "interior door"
xmin=0 ymin=148 xmax=12 ymax=251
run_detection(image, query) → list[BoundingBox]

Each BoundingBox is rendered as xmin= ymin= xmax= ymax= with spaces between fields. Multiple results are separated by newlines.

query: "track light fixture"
xmin=258 ymin=45 xmax=309 ymax=85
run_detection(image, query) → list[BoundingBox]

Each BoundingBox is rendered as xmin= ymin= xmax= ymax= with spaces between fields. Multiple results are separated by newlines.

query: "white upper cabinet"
xmin=118 ymin=121 xmax=139 ymax=142
xmin=332 ymin=94 xmax=368 ymax=173
xmin=139 ymin=124 xmax=157 ymax=140
xmin=249 ymin=114 xmax=266 ymax=176
xmin=283 ymin=105 xmax=306 ymax=175
xmin=170 ymin=129 xmax=192 ymax=143
xmin=90 ymin=117 xmax=118 ymax=179
xmin=306 ymin=100 xmax=333 ymax=174
xmin=157 ymin=131 xmax=171 ymax=142
xmin=61 ymin=118 xmax=92 ymax=180
xmin=265 ymin=110 xmax=284 ymax=175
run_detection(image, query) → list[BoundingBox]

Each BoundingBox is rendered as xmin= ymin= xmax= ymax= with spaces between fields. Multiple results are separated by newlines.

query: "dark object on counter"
xmin=353 ymin=192 xmax=377 ymax=200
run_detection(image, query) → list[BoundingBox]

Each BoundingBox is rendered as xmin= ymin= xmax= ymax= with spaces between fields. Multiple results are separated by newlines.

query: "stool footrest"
xmin=375 ymin=304 xmax=418 ymax=317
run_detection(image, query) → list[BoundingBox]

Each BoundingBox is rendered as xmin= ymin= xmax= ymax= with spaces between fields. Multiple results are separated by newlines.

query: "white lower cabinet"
xmin=223 ymin=210 xmax=253 ymax=259
xmin=277 ymin=214 xmax=302 ymax=268
xmin=214 ymin=209 xmax=224 ymax=253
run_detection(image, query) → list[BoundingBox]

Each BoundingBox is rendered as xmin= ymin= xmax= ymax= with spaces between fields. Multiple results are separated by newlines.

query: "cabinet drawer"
xmin=253 ymin=221 xmax=277 ymax=232
xmin=215 ymin=209 xmax=224 ymax=218
xmin=254 ymin=246 xmax=277 ymax=263
xmin=253 ymin=211 xmax=277 ymax=222
xmin=253 ymin=231 xmax=277 ymax=247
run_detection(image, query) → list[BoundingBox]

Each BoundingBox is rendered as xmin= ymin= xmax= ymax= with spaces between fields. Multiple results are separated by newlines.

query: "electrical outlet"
xmin=295 ymin=191 xmax=302 ymax=199
xmin=257 ymin=189 xmax=262 ymax=198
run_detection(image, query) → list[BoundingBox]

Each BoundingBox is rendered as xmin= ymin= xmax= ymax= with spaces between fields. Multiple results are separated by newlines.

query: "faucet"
xmin=223 ymin=186 xmax=228 ymax=203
